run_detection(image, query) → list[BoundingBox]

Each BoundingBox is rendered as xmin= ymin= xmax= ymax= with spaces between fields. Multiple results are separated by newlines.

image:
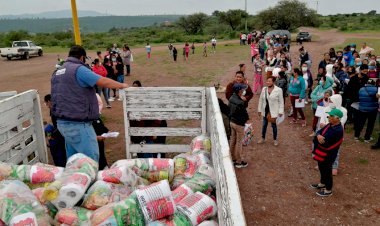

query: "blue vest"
xmin=51 ymin=57 xmax=99 ymax=121
xmin=359 ymin=85 xmax=379 ymax=112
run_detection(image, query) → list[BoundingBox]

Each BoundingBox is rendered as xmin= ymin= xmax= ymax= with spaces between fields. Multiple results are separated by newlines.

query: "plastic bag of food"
xmin=0 ymin=180 xmax=52 ymax=226
xmin=97 ymin=165 xmax=141 ymax=186
xmin=111 ymin=159 xmax=150 ymax=170
xmin=0 ymin=162 xmax=12 ymax=181
xmin=177 ymin=192 xmax=217 ymax=226
xmin=148 ymin=212 xmax=192 ymax=226
xmin=190 ymin=135 xmax=211 ymax=153
xmin=55 ymin=207 xmax=93 ymax=226
xmin=173 ymin=154 xmax=198 ymax=178
xmin=29 ymin=163 xmax=64 ymax=184
xmin=91 ymin=193 xmax=145 ymax=226
xmin=172 ymin=184 xmax=194 ymax=204
xmin=65 ymin=153 xmax=99 ymax=181
xmin=135 ymin=180 xmax=176 ymax=223
xmin=82 ymin=180 xmax=133 ymax=210
xmin=132 ymin=166 xmax=170 ymax=183
xmin=198 ymin=220 xmax=219 ymax=226
xmin=171 ymin=175 xmax=188 ymax=190
xmin=10 ymin=165 xmax=31 ymax=181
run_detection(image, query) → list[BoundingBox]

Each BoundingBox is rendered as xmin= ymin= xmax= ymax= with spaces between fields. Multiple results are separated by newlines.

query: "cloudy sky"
xmin=0 ymin=0 xmax=379 ymax=16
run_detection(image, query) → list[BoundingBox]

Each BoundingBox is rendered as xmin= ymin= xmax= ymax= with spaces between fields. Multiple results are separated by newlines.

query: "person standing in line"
xmin=250 ymin=39 xmax=259 ymax=63
xmin=211 ymin=37 xmax=217 ymax=53
xmin=288 ymin=68 xmax=307 ymax=126
xmin=203 ymin=42 xmax=208 ymax=57
xmin=191 ymin=42 xmax=195 ymax=54
xmin=145 ymin=43 xmax=151 ymax=59
xmin=93 ymin=94 xmax=109 ymax=170
xmin=253 ymin=53 xmax=265 ymax=94
xmin=51 ymin=45 xmax=128 ymax=162
xmin=121 ymin=44 xmax=132 ymax=76
xmin=168 ymin=43 xmax=173 ymax=56
xmin=228 ymin=83 xmax=250 ymax=168
xmin=257 ymin=76 xmax=284 ymax=146
xmin=172 ymin=46 xmax=178 ymax=62
xmin=310 ymin=108 xmax=344 ymax=197
xmin=225 ymin=71 xmax=254 ymax=108
xmin=92 ymin=58 xmax=111 ymax=108
xmin=103 ymin=58 xmax=117 ymax=101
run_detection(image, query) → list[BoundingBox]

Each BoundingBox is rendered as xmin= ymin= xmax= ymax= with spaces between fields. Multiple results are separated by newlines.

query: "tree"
xmin=367 ymin=10 xmax=376 ymax=16
xmin=217 ymin=9 xmax=248 ymax=31
xmin=256 ymin=0 xmax=321 ymax=31
xmin=177 ymin=13 xmax=209 ymax=35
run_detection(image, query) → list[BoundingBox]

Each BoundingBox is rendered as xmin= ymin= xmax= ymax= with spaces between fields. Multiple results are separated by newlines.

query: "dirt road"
xmin=0 ymin=28 xmax=379 ymax=225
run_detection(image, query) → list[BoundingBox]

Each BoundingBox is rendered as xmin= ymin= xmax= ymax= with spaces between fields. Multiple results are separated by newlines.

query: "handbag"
xmin=265 ymin=88 xmax=277 ymax=123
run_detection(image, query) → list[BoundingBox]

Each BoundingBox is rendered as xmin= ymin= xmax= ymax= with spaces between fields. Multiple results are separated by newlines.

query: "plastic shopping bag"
xmin=242 ymin=123 xmax=253 ymax=146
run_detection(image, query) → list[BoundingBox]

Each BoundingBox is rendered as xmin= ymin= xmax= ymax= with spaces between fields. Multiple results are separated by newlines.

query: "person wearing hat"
xmin=228 ymin=83 xmax=250 ymax=168
xmin=225 ymin=71 xmax=253 ymax=108
xmin=51 ymin=45 xmax=128 ymax=162
xmin=310 ymin=108 xmax=344 ymax=197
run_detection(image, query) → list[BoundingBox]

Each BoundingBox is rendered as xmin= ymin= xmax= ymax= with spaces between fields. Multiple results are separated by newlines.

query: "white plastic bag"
xmin=242 ymin=123 xmax=253 ymax=146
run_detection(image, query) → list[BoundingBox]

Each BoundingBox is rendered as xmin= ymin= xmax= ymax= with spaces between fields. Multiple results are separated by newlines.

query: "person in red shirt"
xmin=92 ymin=58 xmax=111 ymax=108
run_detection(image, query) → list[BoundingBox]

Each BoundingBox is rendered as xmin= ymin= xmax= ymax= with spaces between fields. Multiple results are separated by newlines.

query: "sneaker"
xmin=371 ymin=143 xmax=380 ymax=149
xmin=301 ymin=120 xmax=307 ymax=127
xmin=118 ymin=98 xmax=123 ymax=101
xmin=310 ymin=183 xmax=326 ymax=189
xmin=309 ymin=132 xmax=316 ymax=137
xmin=235 ymin=161 xmax=248 ymax=168
xmin=257 ymin=138 xmax=265 ymax=144
xmin=316 ymin=189 xmax=332 ymax=197
xmin=290 ymin=119 xmax=297 ymax=124
xmin=364 ymin=137 xmax=374 ymax=143
xmin=332 ymin=169 xmax=338 ymax=176
xmin=106 ymin=105 xmax=111 ymax=108
xmin=108 ymin=98 xmax=115 ymax=102
xmin=274 ymin=140 xmax=279 ymax=146
xmin=305 ymin=101 xmax=309 ymax=104
xmin=354 ymin=137 xmax=359 ymax=141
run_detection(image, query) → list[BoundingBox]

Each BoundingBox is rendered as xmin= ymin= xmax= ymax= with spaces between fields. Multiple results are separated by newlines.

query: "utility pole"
xmin=316 ymin=1 xmax=319 ymax=14
xmin=71 ymin=0 xmax=82 ymax=45
xmin=245 ymin=0 xmax=248 ymax=32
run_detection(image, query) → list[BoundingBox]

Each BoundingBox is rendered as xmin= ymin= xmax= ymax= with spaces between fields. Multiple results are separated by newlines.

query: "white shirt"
xmin=303 ymin=73 xmax=309 ymax=89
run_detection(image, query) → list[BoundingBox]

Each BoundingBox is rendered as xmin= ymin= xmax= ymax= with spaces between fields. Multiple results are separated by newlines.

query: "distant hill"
xmin=0 ymin=15 xmax=182 ymax=33
xmin=0 ymin=10 xmax=110 ymax=19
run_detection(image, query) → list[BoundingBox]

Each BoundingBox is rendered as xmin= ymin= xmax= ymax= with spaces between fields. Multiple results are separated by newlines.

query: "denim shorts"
xmin=57 ymin=120 xmax=99 ymax=162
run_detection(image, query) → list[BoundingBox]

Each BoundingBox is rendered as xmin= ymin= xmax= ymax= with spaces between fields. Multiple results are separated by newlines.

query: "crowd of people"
xmin=223 ymin=36 xmax=379 ymax=197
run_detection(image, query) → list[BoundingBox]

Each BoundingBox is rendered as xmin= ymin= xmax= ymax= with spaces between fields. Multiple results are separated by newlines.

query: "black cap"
xmin=68 ymin=45 xmax=87 ymax=59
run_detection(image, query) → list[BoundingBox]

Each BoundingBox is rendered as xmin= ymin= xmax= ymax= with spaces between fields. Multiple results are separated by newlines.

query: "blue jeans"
xmin=97 ymin=87 xmax=110 ymax=105
xmin=57 ymin=120 xmax=99 ymax=162
xmin=117 ymin=74 xmax=124 ymax=83
xmin=262 ymin=116 xmax=277 ymax=140
xmin=332 ymin=149 xmax=340 ymax=169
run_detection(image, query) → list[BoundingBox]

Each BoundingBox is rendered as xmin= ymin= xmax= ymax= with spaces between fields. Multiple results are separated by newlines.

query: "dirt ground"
xmin=0 ymin=28 xmax=379 ymax=225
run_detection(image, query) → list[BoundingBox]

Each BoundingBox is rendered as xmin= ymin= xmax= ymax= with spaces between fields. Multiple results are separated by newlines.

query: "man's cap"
xmin=350 ymin=43 xmax=357 ymax=47
xmin=68 ymin=45 xmax=86 ymax=59
xmin=232 ymin=83 xmax=248 ymax=91
xmin=327 ymin=108 xmax=343 ymax=119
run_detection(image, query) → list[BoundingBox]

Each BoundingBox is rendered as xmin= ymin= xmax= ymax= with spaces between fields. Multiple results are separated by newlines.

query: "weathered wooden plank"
xmin=0 ymin=126 xmax=34 ymax=157
xmin=128 ymin=111 xmax=202 ymax=120
xmin=124 ymin=87 xmax=205 ymax=92
xmin=0 ymin=91 xmax=17 ymax=100
xmin=125 ymin=99 xmax=202 ymax=109
xmin=125 ymin=91 xmax=203 ymax=99
xmin=126 ymin=108 xmax=203 ymax=112
xmin=129 ymin=127 xmax=201 ymax=137
xmin=33 ymin=94 xmax=48 ymax=163
xmin=0 ymin=103 xmax=34 ymax=134
xmin=129 ymin=144 xmax=189 ymax=153
xmin=0 ymin=90 xmax=35 ymax=111
xmin=6 ymin=140 xmax=37 ymax=165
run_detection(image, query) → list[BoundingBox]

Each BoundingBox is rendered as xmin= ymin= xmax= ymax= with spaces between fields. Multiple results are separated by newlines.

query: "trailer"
xmin=123 ymin=87 xmax=246 ymax=225
xmin=0 ymin=90 xmax=47 ymax=164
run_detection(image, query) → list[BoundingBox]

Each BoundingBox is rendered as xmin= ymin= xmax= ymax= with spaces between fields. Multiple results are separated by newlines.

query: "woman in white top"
xmin=257 ymin=76 xmax=284 ymax=146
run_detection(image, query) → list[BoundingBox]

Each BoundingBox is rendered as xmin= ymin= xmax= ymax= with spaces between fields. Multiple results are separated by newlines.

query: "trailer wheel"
xmin=24 ymin=52 xmax=29 ymax=60
xmin=7 ymin=56 xmax=12 ymax=60
xmin=38 ymin=50 xmax=43 ymax=56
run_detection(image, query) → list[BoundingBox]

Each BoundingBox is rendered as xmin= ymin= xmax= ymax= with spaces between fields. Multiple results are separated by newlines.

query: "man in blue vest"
xmin=51 ymin=45 xmax=128 ymax=162
xmin=310 ymin=108 xmax=344 ymax=197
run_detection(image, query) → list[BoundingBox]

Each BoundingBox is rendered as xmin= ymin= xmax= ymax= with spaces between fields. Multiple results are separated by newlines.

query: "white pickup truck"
xmin=0 ymin=40 xmax=43 ymax=60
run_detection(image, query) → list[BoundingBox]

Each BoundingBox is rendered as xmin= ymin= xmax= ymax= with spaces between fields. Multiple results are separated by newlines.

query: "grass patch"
xmin=357 ymin=158 xmax=369 ymax=165
xmin=336 ymin=38 xmax=380 ymax=55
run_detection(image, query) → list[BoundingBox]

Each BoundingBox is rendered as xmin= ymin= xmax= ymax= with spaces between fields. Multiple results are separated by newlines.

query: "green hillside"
xmin=0 ymin=15 xmax=181 ymax=33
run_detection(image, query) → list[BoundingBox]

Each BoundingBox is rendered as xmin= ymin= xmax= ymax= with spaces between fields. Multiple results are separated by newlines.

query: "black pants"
xmin=318 ymin=158 xmax=335 ymax=190
xmin=354 ymin=111 xmax=377 ymax=140
xmin=173 ymin=54 xmax=177 ymax=61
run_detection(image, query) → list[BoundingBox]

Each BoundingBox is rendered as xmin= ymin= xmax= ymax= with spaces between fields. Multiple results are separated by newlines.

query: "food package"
xmin=111 ymin=159 xmax=150 ymax=170
xmin=177 ymin=192 xmax=217 ymax=226
xmin=173 ymin=154 xmax=198 ymax=178
xmin=190 ymin=135 xmax=211 ymax=153
xmin=147 ymin=212 xmax=192 ymax=226
xmin=29 ymin=163 xmax=64 ymax=184
xmin=184 ymin=165 xmax=216 ymax=196
xmin=172 ymin=184 xmax=194 ymax=204
xmin=90 ymin=193 xmax=145 ymax=226
xmin=97 ymin=165 xmax=140 ymax=186
xmin=0 ymin=162 xmax=12 ymax=181
xmin=82 ymin=180 xmax=133 ymax=210
xmin=132 ymin=166 xmax=170 ymax=183
xmin=55 ymin=207 xmax=93 ymax=226
xmin=135 ymin=180 xmax=176 ymax=223
xmin=198 ymin=220 xmax=219 ymax=226
xmin=10 ymin=165 xmax=31 ymax=181
xmin=65 ymin=153 xmax=99 ymax=181
xmin=51 ymin=172 xmax=92 ymax=209
xmin=171 ymin=175 xmax=188 ymax=190
xmin=0 ymin=180 xmax=52 ymax=226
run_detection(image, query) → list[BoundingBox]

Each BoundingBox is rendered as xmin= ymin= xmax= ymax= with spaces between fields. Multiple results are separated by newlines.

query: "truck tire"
xmin=7 ymin=56 xmax=12 ymax=60
xmin=38 ymin=50 xmax=43 ymax=56
xmin=24 ymin=52 xmax=29 ymax=60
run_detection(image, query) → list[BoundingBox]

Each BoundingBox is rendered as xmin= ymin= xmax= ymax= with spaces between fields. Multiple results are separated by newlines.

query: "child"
xmin=44 ymin=123 xmax=67 ymax=167
xmin=145 ymin=43 xmax=151 ymax=59
xmin=203 ymin=42 xmax=208 ymax=57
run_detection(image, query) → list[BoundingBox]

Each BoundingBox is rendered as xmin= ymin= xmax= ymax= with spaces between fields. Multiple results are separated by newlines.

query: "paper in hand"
xmin=101 ymin=132 xmax=120 ymax=138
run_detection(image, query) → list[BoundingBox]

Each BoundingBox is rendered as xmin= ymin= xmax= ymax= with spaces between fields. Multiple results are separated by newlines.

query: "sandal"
xmin=290 ymin=119 xmax=297 ymax=124
xmin=301 ymin=121 xmax=307 ymax=127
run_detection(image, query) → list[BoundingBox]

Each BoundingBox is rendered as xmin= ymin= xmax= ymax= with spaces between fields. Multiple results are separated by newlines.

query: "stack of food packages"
xmin=0 ymin=135 xmax=219 ymax=226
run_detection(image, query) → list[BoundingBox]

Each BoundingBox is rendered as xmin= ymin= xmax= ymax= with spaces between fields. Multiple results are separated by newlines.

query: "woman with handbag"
xmin=257 ymin=76 xmax=284 ymax=146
